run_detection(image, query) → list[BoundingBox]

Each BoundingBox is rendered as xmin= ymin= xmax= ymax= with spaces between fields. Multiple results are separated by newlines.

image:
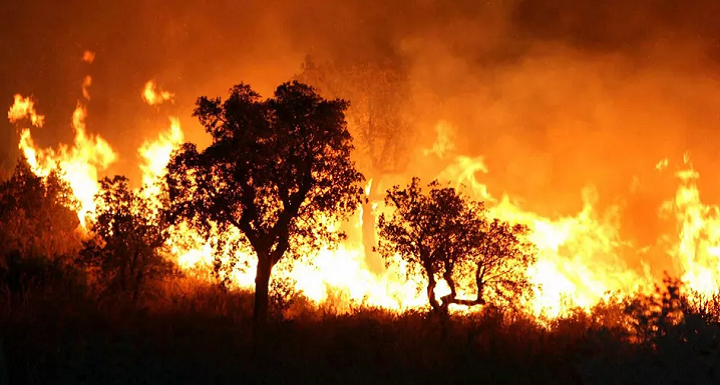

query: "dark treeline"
xmin=2 ymin=80 xmax=720 ymax=384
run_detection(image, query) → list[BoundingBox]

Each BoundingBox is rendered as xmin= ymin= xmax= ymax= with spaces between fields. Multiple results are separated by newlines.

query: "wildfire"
xmin=9 ymin=52 xmax=117 ymax=224
xmin=138 ymin=117 xmax=184 ymax=197
xmin=424 ymin=131 xmax=652 ymax=316
xmin=661 ymin=156 xmax=720 ymax=298
xmin=82 ymin=50 xmax=95 ymax=63
xmin=8 ymin=95 xmax=45 ymax=127
xmin=492 ymin=191 xmax=653 ymax=317
xmin=9 ymin=55 xmax=720 ymax=320
xmin=142 ymin=80 xmax=175 ymax=106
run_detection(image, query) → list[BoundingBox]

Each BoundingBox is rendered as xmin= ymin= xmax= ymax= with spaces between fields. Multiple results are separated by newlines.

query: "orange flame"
xmin=660 ymin=155 xmax=720 ymax=297
xmin=9 ymin=54 xmax=117 ymax=225
xmin=142 ymin=80 xmax=175 ymax=106
xmin=8 ymin=95 xmax=44 ymax=127
xmin=12 ymin=72 xmax=720 ymax=320
xmin=82 ymin=50 xmax=95 ymax=63
xmin=426 ymin=122 xmax=654 ymax=317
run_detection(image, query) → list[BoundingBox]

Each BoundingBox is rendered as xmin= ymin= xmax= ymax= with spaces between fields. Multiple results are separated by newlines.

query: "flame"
xmin=138 ymin=117 xmax=184 ymax=196
xmin=81 ymin=76 xmax=92 ymax=100
xmin=16 ymin=100 xmax=117 ymax=224
xmin=8 ymin=54 xmax=117 ymax=225
xmin=142 ymin=80 xmax=175 ymax=106
xmin=82 ymin=50 xmax=95 ymax=63
xmin=425 ymin=122 xmax=654 ymax=317
xmin=430 ymin=151 xmax=652 ymax=317
xmin=661 ymin=157 xmax=720 ymax=297
xmin=423 ymin=120 xmax=456 ymax=159
xmin=8 ymin=95 xmax=44 ymax=127
xmin=12 ymin=71 xmax=720 ymax=320
xmin=491 ymin=191 xmax=653 ymax=317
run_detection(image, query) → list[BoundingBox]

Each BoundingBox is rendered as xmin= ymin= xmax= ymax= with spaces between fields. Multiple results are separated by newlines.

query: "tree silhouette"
xmin=80 ymin=176 xmax=175 ymax=302
xmin=165 ymin=81 xmax=365 ymax=327
xmin=0 ymin=158 xmax=81 ymax=297
xmin=377 ymin=178 xmax=536 ymax=315
xmin=0 ymin=158 xmax=80 ymax=259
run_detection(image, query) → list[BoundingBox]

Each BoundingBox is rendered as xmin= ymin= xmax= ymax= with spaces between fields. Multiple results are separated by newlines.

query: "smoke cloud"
xmin=2 ymin=0 xmax=720 ymax=273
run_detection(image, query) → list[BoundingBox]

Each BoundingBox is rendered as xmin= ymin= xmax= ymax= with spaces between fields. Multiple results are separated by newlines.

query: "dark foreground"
xmin=2 ymin=280 xmax=720 ymax=385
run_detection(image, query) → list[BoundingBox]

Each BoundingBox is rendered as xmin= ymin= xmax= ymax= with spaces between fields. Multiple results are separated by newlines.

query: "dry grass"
xmin=2 ymin=270 xmax=720 ymax=385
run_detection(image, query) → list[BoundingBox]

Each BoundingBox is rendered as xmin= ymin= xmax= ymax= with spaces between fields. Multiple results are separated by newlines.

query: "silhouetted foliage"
xmin=0 ymin=249 xmax=86 ymax=300
xmin=571 ymin=277 xmax=720 ymax=384
xmin=622 ymin=275 xmax=704 ymax=347
xmin=165 ymin=80 xmax=365 ymax=327
xmin=80 ymin=175 xmax=176 ymax=302
xmin=377 ymin=178 xmax=536 ymax=315
xmin=0 ymin=158 xmax=80 ymax=258
xmin=269 ymin=273 xmax=300 ymax=318
xmin=0 ymin=158 xmax=83 ymax=301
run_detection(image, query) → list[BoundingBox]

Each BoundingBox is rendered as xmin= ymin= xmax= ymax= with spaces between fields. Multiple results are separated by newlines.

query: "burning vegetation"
xmin=7 ymin=52 xmax=718 ymax=320
xmin=5 ymin=1 xmax=720 ymax=382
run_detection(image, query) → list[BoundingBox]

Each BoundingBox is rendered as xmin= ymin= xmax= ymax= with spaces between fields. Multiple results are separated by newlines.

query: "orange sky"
xmin=3 ymin=0 xmax=720 ymax=264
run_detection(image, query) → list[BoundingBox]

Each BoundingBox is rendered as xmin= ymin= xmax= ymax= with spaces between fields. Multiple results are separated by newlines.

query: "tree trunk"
xmin=254 ymin=254 xmax=274 ymax=331
xmin=362 ymin=173 xmax=383 ymax=274
xmin=131 ymin=251 xmax=142 ymax=303
xmin=474 ymin=263 xmax=486 ymax=305
xmin=426 ymin=273 xmax=441 ymax=314
xmin=361 ymin=204 xmax=382 ymax=274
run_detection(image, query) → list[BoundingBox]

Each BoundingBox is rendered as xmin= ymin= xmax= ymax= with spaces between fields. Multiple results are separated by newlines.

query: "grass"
xmin=2 ymin=273 xmax=720 ymax=385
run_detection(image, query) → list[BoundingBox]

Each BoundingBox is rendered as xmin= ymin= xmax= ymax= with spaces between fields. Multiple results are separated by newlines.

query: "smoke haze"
xmin=3 ymin=0 xmax=720 ymax=274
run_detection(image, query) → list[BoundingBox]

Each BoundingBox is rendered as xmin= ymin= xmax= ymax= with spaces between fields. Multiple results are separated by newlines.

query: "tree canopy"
xmin=165 ymin=80 xmax=365 ymax=326
xmin=80 ymin=175 xmax=175 ymax=302
xmin=0 ymin=158 xmax=80 ymax=259
xmin=377 ymin=178 xmax=536 ymax=315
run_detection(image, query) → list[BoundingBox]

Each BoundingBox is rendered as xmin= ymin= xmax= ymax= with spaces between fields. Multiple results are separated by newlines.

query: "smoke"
xmin=2 ymin=0 xmax=720 ymax=264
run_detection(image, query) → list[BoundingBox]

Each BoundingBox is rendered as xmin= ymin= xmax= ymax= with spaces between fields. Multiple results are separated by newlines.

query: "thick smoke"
xmin=2 ymin=0 xmax=720 ymax=274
